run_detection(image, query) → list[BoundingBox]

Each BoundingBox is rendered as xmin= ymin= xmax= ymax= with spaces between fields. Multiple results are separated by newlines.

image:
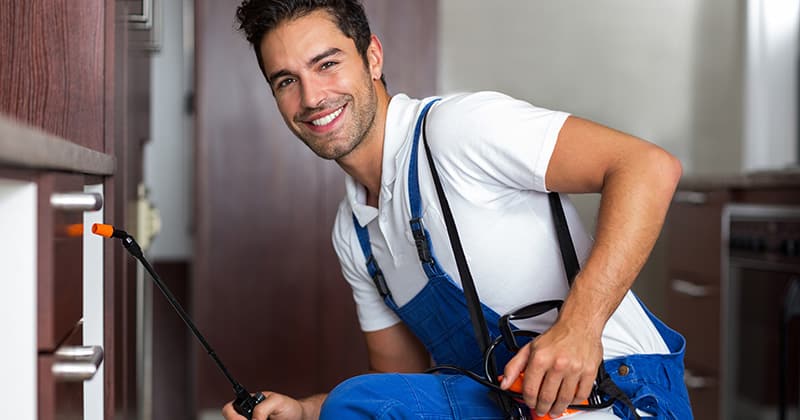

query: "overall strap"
xmin=408 ymin=99 xmax=442 ymax=266
xmin=351 ymin=98 xmax=442 ymax=301
xmin=419 ymin=109 xmax=523 ymax=419
xmin=547 ymin=193 xmax=580 ymax=285
xmin=352 ymin=215 xmax=391 ymax=299
xmin=418 ymin=110 xmax=493 ymax=368
xmin=419 ymin=107 xmax=639 ymax=419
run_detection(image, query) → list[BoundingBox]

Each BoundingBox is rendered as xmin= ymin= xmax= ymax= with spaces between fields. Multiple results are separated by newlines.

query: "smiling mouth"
xmin=308 ymin=105 xmax=345 ymax=127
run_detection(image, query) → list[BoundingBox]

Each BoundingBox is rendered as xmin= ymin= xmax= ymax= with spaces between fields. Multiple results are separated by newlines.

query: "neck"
xmin=336 ymin=81 xmax=391 ymax=206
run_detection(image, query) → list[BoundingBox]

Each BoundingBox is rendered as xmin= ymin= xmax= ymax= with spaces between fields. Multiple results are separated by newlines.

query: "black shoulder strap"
xmin=420 ymin=113 xmax=645 ymax=418
xmin=421 ymin=114 xmax=525 ymax=418
xmin=420 ymin=112 xmax=581 ymax=361
xmin=547 ymin=192 xmax=581 ymax=284
xmin=420 ymin=114 xmax=493 ymax=358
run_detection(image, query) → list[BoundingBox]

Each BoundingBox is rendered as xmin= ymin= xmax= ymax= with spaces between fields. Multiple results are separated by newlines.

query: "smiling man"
xmin=224 ymin=1 xmax=693 ymax=419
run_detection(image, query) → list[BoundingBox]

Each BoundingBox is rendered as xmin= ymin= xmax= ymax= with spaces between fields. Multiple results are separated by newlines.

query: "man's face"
xmin=260 ymin=10 xmax=380 ymax=161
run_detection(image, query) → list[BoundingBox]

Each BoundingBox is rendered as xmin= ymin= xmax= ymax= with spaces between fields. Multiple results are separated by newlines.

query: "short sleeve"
xmin=331 ymin=200 xmax=402 ymax=332
xmin=425 ymin=91 xmax=569 ymax=193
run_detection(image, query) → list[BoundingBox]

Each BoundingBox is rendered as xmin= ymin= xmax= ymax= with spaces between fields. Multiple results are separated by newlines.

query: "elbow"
xmin=667 ymin=151 xmax=683 ymax=190
xmin=648 ymin=147 xmax=683 ymax=192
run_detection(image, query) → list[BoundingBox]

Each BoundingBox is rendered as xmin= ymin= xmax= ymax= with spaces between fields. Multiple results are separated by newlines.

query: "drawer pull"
xmin=50 ymin=192 xmax=103 ymax=212
xmin=52 ymin=345 xmax=104 ymax=381
xmin=684 ymin=369 xmax=715 ymax=389
xmin=671 ymin=279 xmax=710 ymax=297
xmin=673 ymin=191 xmax=708 ymax=205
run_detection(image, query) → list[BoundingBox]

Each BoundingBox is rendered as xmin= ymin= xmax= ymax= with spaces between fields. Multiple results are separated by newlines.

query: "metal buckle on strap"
xmin=366 ymin=255 xmax=391 ymax=298
xmin=409 ymin=218 xmax=433 ymax=264
xmin=372 ymin=271 xmax=390 ymax=298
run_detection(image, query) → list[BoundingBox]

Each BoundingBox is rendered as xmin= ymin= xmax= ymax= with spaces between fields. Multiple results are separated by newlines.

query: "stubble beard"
xmin=296 ymin=75 xmax=378 ymax=161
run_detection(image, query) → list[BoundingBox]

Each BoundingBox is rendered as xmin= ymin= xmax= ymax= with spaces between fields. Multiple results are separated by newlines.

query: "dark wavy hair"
xmin=236 ymin=0 xmax=386 ymax=86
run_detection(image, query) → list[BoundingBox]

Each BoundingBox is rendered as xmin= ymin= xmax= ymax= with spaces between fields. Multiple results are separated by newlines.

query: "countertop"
xmin=0 ymin=113 xmax=115 ymax=175
xmin=678 ymin=167 xmax=800 ymax=191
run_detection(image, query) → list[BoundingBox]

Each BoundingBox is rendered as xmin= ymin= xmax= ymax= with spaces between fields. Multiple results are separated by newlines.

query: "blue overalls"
xmin=319 ymin=100 xmax=693 ymax=419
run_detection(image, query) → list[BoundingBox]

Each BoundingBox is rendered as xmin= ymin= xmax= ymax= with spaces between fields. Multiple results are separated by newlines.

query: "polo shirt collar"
xmin=347 ymin=94 xmax=417 ymax=227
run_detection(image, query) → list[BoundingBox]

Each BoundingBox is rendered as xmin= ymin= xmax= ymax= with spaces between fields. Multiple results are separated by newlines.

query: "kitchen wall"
xmin=437 ymin=0 xmax=757 ymax=313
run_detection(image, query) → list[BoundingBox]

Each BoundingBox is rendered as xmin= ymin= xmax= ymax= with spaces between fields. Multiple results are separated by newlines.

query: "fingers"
xmin=574 ymin=370 xmax=595 ymax=404
xmin=548 ymin=361 xmax=580 ymax=416
xmin=222 ymin=392 xmax=274 ymax=420
xmin=522 ymin=349 xmax=597 ymax=417
xmin=251 ymin=392 xmax=275 ymax=420
xmin=500 ymin=343 xmax=530 ymax=389
xmin=221 ymin=400 xmax=247 ymax=420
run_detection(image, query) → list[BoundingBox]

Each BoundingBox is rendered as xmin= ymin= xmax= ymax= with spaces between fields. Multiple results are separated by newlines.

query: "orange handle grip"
xmin=91 ymin=223 xmax=115 ymax=238
xmin=499 ymin=373 xmax=587 ymax=419
xmin=498 ymin=372 xmax=526 ymax=394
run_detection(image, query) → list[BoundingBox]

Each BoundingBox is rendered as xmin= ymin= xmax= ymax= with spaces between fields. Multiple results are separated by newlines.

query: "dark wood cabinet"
xmin=0 ymin=1 xmax=106 ymax=153
xmin=192 ymin=0 xmax=439 ymax=412
xmin=0 ymin=0 xmax=153 ymax=418
xmin=37 ymin=174 xmax=87 ymax=353
xmin=665 ymin=194 xmax=726 ymax=420
xmin=38 ymin=325 xmax=86 ymax=420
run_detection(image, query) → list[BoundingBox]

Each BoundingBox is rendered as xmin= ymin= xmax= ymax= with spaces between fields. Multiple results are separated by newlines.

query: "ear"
xmin=366 ymin=34 xmax=384 ymax=81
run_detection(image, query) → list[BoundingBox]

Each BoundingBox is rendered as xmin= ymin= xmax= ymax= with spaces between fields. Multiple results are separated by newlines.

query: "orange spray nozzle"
xmin=92 ymin=223 xmax=115 ymax=238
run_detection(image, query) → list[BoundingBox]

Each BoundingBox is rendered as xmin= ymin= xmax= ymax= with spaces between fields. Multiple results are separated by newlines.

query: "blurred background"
xmin=1 ymin=1 xmax=798 ymax=419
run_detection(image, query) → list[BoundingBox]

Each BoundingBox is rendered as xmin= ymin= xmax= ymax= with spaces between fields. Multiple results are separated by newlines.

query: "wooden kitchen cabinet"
xmin=0 ymin=0 xmax=154 ymax=417
xmin=36 ymin=173 xmax=105 ymax=420
xmin=665 ymin=192 xmax=727 ymax=420
xmin=37 ymin=173 xmax=87 ymax=353
xmin=0 ymin=165 xmax=107 ymax=420
xmin=38 ymin=325 xmax=86 ymax=420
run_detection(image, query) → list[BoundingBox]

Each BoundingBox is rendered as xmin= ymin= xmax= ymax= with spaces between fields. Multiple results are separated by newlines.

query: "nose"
xmin=300 ymin=75 xmax=326 ymax=109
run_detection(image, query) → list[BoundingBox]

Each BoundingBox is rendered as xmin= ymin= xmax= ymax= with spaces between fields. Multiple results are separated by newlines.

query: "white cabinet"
xmin=0 ymin=178 xmax=38 ymax=419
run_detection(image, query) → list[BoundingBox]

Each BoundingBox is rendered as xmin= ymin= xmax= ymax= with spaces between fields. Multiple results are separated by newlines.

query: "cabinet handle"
xmin=671 ymin=278 xmax=710 ymax=298
xmin=50 ymin=192 xmax=103 ymax=212
xmin=684 ymin=369 xmax=715 ymax=389
xmin=52 ymin=345 xmax=104 ymax=381
xmin=673 ymin=191 xmax=708 ymax=205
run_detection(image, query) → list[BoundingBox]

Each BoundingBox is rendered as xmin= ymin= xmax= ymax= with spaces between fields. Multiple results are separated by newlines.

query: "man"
xmin=224 ymin=0 xmax=691 ymax=419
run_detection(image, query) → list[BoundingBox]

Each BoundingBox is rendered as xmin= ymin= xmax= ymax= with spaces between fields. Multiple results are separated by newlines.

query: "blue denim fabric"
xmin=603 ymin=299 xmax=693 ymax=419
xmin=329 ymin=100 xmax=693 ymax=419
xmin=321 ymin=373 xmax=511 ymax=419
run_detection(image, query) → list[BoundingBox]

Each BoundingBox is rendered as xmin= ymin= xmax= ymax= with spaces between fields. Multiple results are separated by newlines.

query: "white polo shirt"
xmin=332 ymin=92 xmax=669 ymax=359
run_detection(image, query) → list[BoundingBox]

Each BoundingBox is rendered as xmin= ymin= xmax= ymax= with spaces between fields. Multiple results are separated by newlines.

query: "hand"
xmin=500 ymin=321 xmax=602 ymax=417
xmin=222 ymin=392 xmax=304 ymax=420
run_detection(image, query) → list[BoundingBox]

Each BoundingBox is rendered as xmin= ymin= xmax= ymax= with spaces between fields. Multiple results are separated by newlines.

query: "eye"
xmin=275 ymin=77 xmax=296 ymax=90
xmin=320 ymin=61 xmax=338 ymax=70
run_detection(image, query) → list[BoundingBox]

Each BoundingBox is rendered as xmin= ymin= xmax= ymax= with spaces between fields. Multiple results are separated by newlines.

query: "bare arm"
xmin=365 ymin=321 xmax=431 ymax=373
xmin=501 ymin=116 xmax=682 ymax=416
xmin=222 ymin=322 xmax=429 ymax=420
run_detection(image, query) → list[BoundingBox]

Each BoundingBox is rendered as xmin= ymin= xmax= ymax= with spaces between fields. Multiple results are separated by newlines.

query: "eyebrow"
xmin=266 ymin=47 xmax=344 ymax=85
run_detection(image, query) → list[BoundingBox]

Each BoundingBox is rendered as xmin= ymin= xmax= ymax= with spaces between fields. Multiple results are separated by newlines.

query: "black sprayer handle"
xmin=95 ymin=224 xmax=266 ymax=419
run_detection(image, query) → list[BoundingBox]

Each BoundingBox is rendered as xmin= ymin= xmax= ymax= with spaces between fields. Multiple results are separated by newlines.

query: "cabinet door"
xmin=38 ymin=173 xmax=86 ymax=352
xmin=38 ymin=326 xmax=85 ymax=420
xmin=37 ymin=173 xmax=105 ymax=420
xmin=665 ymin=193 xmax=728 ymax=420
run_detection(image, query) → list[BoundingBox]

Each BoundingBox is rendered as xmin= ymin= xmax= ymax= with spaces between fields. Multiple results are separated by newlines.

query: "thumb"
xmin=500 ymin=344 xmax=531 ymax=389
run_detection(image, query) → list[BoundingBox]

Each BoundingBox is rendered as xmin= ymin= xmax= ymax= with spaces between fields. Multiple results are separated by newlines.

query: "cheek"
xmin=275 ymin=96 xmax=299 ymax=122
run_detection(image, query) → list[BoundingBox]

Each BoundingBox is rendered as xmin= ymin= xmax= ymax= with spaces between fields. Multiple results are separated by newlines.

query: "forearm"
xmin=558 ymin=147 xmax=681 ymax=335
xmin=298 ymin=394 xmax=327 ymax=420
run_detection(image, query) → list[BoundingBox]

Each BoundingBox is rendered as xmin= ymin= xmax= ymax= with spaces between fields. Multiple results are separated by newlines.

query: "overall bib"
xmin=319 ymin=100 xmax=692 ymax=419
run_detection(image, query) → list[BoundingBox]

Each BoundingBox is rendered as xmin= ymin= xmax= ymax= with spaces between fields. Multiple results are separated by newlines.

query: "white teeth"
xmin=311 ymin=107 xmax=343 ymax=126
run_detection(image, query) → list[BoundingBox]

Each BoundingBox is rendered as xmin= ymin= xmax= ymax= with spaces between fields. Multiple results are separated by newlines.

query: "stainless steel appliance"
xmin=723 ymin=204 xmax=800 ymax=420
